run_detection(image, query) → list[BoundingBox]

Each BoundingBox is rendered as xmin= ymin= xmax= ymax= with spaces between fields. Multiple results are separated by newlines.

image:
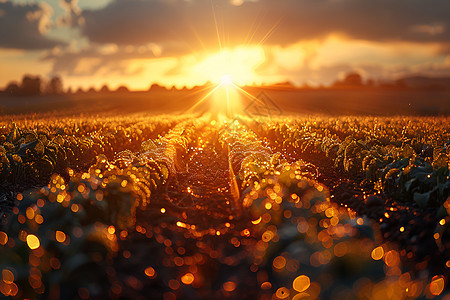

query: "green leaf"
xmin=413 ymin=192 xmax=430 ymax=208
xmin=405 ymin=178 xmax=417 ymax=193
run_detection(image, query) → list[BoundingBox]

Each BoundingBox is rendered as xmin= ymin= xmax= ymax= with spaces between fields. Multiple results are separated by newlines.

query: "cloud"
xmin=0 ymin=1 xmax=66 ymax=50
xmin=57 ymin=0 xmax=83 ymax=27
xmin=79 ymin=0 xmax=450 ymax=55
xmin=43 ymin=43 xmax=168 ymax=76
xmin=38 ymin=0 xmax=450 ymax=86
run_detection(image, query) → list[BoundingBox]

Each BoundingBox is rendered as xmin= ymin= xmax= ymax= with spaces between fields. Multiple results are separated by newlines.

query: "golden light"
xmin=2 ymin=269 xmax=14 ymax=284
xmin=191 ymin=47 xmax=265 ymax=86
xmin=0 ymin=231 xmax=8 ymax=245
xmin=26 ymin=234 xmax=40 ymax=250
xmin=181 ymin=273 xmax=195 ymax=285
xmin=273 ymin=256 xmax=287 ymax=270
xmin=144 ymin=267 xmax=156 ymax=278
xmin=55 ymin=231 xmax=66 ymax=243
xmin=430 ymin=276 xmax=445 ymax=296
xmin=371 ymin=246 xmax=384 ymax=260
xmin=187 ymin=47 xmax=268 ymax=118
xmin=293 ymin=275 xmax=311 ymax=292
xmin=223 ymin=281 xmax=236 ymax=292
xmin=221 ymin=74 xmax=233 ymax=86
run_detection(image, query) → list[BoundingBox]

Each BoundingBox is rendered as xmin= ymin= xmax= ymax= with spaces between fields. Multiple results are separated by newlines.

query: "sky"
xmin=1 ymin=0 xmax=450 ymax=90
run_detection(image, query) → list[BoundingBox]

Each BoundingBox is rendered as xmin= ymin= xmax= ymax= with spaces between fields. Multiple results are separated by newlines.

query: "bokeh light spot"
xmin=293 ymin=275 xmax=311 ymax=292
xmin=26 ymin=234 xmax=40 ymax=250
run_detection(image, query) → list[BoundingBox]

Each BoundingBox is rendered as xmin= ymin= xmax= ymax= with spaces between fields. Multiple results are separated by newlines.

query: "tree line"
xmin=2 ymin=75 xmax=64 ymax=96
xmin=2 ymin=72 xmax=449 ymax=97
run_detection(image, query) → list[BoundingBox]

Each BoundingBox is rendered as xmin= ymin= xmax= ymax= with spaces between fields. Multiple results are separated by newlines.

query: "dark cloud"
xmin=81 ymin=0 xmax=218 ymax=53
xmin=43 ymin=43 xmax=169 ymax=76
xmin=0 ymin=1 xmax=65 ymax=50
xmin=41 ymin=0 xmax=450 ymax=83
xmin=80 ymin=0 xmax=450 ymax=54
xmin=269 ymin=0 xmax=450 ymax=45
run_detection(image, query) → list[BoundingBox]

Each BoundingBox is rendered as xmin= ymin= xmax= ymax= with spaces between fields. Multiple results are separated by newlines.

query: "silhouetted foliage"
xmin=21 ymin=75 xmax=42 ymax=96
xmin=274 ymin=81 xmax=295 ymax=89
xmin=333 ymin=72 xmax=363 ymax=88
xmin=343 ymin=72 xmax=363 ymax=86
xmin=75 ymin=87 xmax=85 ymax=94
xmin=5 ymin=82 xmax=20 ymax=95
xmin=149 ymin=83 xmax=167 ymax=92
xmin=116 ymin=85 xmax=129 ymax=93
xmin=100 ymin=84 xmax=110 ymax=93
xmin=46 ymin=76 xmax=64 ymax=95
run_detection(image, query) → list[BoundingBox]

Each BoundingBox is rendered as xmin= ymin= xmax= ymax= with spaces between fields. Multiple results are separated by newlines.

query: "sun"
xmin=191 ymin=47 xmax=265 ymax=86
xmin=221 ymin=74 xmax=233 ymax=86
xmin=187 ymin=47 xmax=266 ymax=118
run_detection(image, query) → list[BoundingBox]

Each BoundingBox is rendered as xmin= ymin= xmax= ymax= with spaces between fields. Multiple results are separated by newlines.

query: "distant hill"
xmin=399 ymin=76 xmax=450 ymax=89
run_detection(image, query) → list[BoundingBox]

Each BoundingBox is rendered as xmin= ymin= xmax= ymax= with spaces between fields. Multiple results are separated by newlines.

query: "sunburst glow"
xmin=186 ymin=47 xmax=268 ymax=118
xmin=221 ymin=74 xmax=233 ymax=86
xmin=191 ymin=47 xmax=266 ymax=86
xmin=210 ymin=80 xmax=242 ymax=118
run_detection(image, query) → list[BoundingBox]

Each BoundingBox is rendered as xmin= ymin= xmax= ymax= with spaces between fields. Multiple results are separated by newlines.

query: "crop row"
xmin=0 ymin=116 xmax=448 ymax=298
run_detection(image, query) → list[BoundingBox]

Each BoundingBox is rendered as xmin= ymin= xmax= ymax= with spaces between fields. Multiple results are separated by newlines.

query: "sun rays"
xmin=182 ymin=0 xmax=283 ymax=119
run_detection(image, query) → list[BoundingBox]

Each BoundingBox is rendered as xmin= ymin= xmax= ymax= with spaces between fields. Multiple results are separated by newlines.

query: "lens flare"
xmin=221 ymin=75 xmax=233 ymax=85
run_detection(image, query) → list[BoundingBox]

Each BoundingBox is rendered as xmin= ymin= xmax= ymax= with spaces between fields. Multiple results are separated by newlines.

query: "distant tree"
xmin=100 ymin=84 xmax=110 ymax=93
xmin=116 ymin=85 xmax=129 ymax=93
xmin=149 ymin=83 xmax=166 ymax=92
xmin=274 ymin=81 xmax=295 ymax=88
xmin=5 ymin=82 xmax=20 ymax=95
xmin=75 ymin=87 xmax=84 ymax=94
xmin=67 ymin=87 xmax=73 ymax=94
xmin=87 ymin=87 xmax=96 ymax=93
xmin=343 ymin=72 xmax=363 ymax=86
xmin=332 ymin=72 xmax=363 ymax=88
xmin=21 ymin=75 xmax=42 ymax=96
xmin=46 ymin=76 xmax=64 ymax=95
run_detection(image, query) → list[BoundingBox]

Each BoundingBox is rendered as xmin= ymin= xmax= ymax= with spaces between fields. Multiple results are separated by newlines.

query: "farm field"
xmin=3 ymin=0 xmax=450 ymax=298
xmin=1 ymin=89 xmax=450 ymax=116
xmin=0 ymin=110 xmax=448 ymax=299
